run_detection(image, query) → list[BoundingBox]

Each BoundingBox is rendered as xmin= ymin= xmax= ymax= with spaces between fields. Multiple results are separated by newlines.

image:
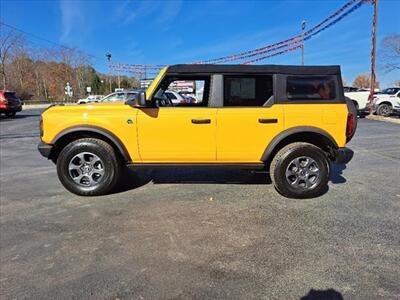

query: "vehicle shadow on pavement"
xmin=112 ymin=167 xmax=271 ymax=194
xmin=329 ymin=163 xmax=347 ymax=184
xmin=113 ymin=168 xmax=153 ymax=193
xmin=301 ymin=288 xmax=343 ymax=300
xmin=113 ymin=164 xmax=349 ymax=195
xmin=151 ymin=168 xmax=271 ymax=185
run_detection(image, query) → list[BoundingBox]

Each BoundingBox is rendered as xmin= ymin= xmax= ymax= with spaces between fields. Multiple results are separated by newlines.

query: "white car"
xmin=373 ymin=87 xmax=400 ymax=116
xmin=101 ymin=91 xmax=139 ymax=103
xmin=77 ymin=95 xmax=104 ymax=104
xmin=164 ymin=90 xmax=187 ymax=105
xmin=344 ymin=87 xmax=378 ymax=113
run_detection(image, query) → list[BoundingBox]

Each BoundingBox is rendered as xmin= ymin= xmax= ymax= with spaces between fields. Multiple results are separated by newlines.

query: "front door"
xmin=137 ymin=77 xmax=216 ymax=163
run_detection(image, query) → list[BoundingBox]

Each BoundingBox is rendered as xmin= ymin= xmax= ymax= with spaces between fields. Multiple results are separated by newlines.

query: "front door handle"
xmin=192 ymin=119 xmax=211 ymax=124
xmin=258 ymin=118 xmax=278 ymax=124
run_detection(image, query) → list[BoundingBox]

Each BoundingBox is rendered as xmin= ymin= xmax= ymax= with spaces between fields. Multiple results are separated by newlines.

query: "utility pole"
xmin=117 ymin=68 xmax=121 ymax=89
xmin=369 ymin=0 xmax=378 ymax=114
xmin=301 ymin=20 xmax=306 ymax=66
xmin=106 ymin=53 xmax=112 ymax=93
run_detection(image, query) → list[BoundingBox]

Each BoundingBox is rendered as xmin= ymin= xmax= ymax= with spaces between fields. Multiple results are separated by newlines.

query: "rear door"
xmin=216 ymin=75 xmax=284 ymax=162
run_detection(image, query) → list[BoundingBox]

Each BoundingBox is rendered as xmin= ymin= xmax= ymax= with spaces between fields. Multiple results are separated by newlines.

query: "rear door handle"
xmin=258 ymin=118 xmax=278 ymax=124
xmin=192 ymin=119 xmax=211 ymax=124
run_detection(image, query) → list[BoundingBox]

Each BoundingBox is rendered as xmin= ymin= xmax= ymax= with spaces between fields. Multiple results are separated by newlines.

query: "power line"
xmin=0 ymin=20 xmax=98 ymax=59
xmin=0 ymin=20 xmax=73 ymax=50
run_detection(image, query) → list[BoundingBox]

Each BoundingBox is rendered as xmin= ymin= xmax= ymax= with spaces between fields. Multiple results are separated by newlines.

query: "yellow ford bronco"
xmin=38 ymin=64 xmax=356 ymax=198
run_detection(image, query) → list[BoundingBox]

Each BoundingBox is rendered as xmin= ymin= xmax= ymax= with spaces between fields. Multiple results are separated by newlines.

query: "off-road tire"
xmin=57 ymin=138 xmax=121 ymax=196
xmin=376 ymin=103 xmax=392 ymax=117
xmin=270 ymin=142 xmax=330 ymax=199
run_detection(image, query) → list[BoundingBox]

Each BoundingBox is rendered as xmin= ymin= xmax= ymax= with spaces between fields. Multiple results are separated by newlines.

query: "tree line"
xmin=0 ymin=29 xmax=139 ymax=101
xmin=1 ymin=27 xmax=399 ymax=100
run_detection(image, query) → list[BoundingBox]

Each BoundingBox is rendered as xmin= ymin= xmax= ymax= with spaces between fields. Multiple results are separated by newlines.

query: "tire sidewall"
xmin=273 ymin=145 xmax=330 ymax=198
xmin=377 ymin=104 xmax=391 ymax=117
xmin=57 ymin=140 xmax=118 ymax=195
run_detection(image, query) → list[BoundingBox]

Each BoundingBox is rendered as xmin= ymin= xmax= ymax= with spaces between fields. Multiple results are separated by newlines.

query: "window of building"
xmin=223 ymin=75 xmax=273 ymax=106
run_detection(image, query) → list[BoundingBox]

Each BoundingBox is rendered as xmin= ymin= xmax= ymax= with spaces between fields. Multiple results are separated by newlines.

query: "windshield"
xmin=380 ymin=88 xmax=400 ymax=95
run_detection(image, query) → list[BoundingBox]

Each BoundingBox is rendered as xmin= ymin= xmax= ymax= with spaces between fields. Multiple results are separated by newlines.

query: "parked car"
xmin=38 ymin=64 xmax=356 ymax=199
xmin=164 ymin=90 xmax=187 ymax=104
xmin=77 ymin=95 xmax=104 ymax=104
xmin=344 ymin=87 xmax=377 ymax=115
xmin=0 ymin=90 xmax=23 ymax=117
xmin=372 ymin=87 xmax=400 ymax=117
xmin=100 ymin=90 xmax=140 ymax=103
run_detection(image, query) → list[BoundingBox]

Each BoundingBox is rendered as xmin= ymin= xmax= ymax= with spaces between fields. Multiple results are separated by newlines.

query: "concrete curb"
xmin=366 ymin=115 xmax=400 ymax=124
xmin=23 ymin=104 xmax=52 ymax=109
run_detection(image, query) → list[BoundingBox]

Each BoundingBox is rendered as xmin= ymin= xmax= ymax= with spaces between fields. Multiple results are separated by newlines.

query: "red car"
xmin=0 ymin=90 xmax=23 ymax=117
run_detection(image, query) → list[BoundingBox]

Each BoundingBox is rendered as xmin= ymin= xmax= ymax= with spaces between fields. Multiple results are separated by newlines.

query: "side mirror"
xmin=127 ymin=91 xmax=146 ymax=107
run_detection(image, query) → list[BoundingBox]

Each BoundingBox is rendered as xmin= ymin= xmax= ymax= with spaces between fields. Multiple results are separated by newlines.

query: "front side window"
xmin=287 ymin=76 xmax=337 ymax=100
xmin=224 ymin=75 xmax=273 ymax=106
xmin=153 ymin=76 xmax=210 ymax=107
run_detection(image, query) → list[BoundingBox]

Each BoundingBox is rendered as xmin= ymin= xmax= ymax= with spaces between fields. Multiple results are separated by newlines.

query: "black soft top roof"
xmin=166 ymin=64 xmax=341 ymax=76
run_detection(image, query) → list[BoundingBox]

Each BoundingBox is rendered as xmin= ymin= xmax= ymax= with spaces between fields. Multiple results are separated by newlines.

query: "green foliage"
xmin=91 ymin=74 xmax=102 ymax=94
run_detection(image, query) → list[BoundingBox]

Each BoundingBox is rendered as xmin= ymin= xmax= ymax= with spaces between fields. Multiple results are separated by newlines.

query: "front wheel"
xmin=376 ymin=103 xmax=392 ymax=117
xmin=56 ymin=138 xmax=121 ymax=196
xmin=270 ymin=142 xmax=330 ymax=199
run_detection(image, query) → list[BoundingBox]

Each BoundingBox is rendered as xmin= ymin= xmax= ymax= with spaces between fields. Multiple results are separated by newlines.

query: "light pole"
xmin=301 ymin=20 xmax=306 ymax=66
xmin=106 ymin=53 xmax=112 ymax=93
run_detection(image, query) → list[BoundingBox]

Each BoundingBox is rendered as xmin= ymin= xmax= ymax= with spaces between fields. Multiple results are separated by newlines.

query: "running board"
xmin=126 ymin=163 xmax=266 ymax=170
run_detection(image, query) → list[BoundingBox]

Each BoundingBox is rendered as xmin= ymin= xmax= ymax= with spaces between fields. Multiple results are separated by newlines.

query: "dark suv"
xmin=0 ymin=90 xmax=23 ymax=117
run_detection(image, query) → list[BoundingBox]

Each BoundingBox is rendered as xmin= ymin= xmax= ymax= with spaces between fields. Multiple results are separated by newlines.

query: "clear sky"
xmin=1 ymin=0 xmax=399 ymax=87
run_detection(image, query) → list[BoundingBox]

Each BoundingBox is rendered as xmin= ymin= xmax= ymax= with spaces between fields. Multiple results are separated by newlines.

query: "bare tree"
xmin=379 ymin=34 xmax=400 ymax=73
xmin=353 ymin=73 xmax=379 ymax=89
xmin=0 ymin=27 xmax=25 ymax=89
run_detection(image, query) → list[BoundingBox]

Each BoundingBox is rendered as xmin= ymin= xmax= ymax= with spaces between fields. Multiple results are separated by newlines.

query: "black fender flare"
xmin=51 ymin=125 xmax=131 ymax=162
xmin=260 ymin=126 xmax=339 ymax=162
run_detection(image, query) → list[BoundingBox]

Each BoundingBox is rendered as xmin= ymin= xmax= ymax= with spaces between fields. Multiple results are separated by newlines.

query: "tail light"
xmin=0 ymin=94 xmax=7 ymax=104
xmin=346 ymin=113 xmax=355 ymax=141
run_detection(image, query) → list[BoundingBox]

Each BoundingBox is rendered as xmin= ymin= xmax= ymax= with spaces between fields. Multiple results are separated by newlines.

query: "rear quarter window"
xmin=286 ymin=76 xmax=337 ymax=101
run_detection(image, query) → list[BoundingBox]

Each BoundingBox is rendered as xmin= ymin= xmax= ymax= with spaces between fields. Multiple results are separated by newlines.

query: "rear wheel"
xmin=376 ymin=103 xmax=392 ymax=117
xmin=56 ymin=138 xmax=121 ymax=196
xmin=270 ymin=142 xmax=330 ymax=199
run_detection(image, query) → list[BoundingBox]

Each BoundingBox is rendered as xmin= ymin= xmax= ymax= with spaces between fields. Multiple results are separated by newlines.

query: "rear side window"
xmin=224 ymin=75 xmax=273 ymax=106
xmin=287 ymin=76 xmax=337 ymax=100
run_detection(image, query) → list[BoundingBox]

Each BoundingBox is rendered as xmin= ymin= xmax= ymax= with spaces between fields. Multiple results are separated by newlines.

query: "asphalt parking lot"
xmin=1 ymin=108 xmax=399 ymax=299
